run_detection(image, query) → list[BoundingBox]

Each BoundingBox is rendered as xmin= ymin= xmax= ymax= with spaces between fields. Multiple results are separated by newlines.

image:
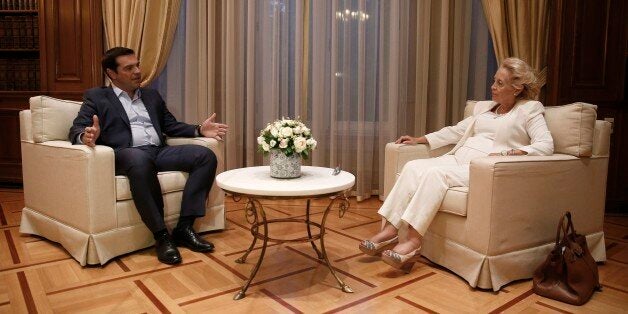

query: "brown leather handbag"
xmin=532 ymin=211 xmax=600 ymax=305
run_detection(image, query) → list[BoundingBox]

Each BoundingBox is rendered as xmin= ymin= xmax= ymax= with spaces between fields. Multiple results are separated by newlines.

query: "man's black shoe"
xmin=155 ymin=234 xmax=182 ymax=265
xmin=172 ymin=225 xmax=215 ymax=252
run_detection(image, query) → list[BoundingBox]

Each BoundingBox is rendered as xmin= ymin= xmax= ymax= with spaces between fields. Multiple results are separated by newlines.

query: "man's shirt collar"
xmin=111 ymin=83 xmax=141 ymax=100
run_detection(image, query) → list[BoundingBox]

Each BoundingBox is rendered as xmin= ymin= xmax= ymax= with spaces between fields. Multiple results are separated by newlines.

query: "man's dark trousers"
xmin=114 ymin=144 xmax=217 ymax=232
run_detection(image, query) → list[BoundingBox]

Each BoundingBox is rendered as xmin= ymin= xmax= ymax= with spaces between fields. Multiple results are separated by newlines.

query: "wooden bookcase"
xmin=0 ymin=0 xmax=103 ymax=184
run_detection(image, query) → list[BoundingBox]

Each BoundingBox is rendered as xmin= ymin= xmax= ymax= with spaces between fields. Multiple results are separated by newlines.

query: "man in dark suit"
xmin=69 ymin=47 xmax=228 ymax=265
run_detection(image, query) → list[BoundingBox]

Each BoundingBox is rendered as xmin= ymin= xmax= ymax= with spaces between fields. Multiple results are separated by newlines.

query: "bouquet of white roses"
xmin=257 ymin=118 xmax=317 ymax=158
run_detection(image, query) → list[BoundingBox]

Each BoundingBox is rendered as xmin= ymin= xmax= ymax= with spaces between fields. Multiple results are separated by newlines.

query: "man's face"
xmin=107 ymin=54 xmax=141 ymax=93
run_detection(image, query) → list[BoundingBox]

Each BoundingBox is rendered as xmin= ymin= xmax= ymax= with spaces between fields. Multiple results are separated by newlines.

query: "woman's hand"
xmin=395 ymin=135 xmax=427 ymax=145
xmin=489 ymin=149 xmax=528 ymax=156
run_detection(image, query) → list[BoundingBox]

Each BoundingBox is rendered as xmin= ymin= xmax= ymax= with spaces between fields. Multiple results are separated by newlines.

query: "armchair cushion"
xmin=439 ymin=187 xmax=468 ymax=217
xmin=116 ymin=172 xmax=188 ymax=201
xmin=30 ymin=96 xmax=81 ymax=143
xmin=116 ymin=192 xmax=187 ymax=228
xmin=544 ymin=102 xmax=597 ymax=157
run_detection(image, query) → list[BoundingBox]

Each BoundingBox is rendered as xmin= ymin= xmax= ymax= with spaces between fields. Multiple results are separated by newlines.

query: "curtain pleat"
xmin=329 ymin=0 xmax=338 ymax=169
xmin=102 ymin=0 xmax=181 ymax=86
xmin=245 ymin=1 xmax=256 ymax=166
xmin=481 ymin=0 xmax=549 ymax=94
xmin=411 ymin=0 xmax=471 ymax=136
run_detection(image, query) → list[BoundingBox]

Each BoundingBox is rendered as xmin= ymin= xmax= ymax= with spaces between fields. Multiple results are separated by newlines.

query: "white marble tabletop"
xmin=215 ymin=166 xmax=355 ymax=197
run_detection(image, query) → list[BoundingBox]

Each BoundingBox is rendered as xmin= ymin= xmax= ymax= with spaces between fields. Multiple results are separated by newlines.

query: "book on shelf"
xmin=32 ymin=13 xmax=37 ymax=48
xmin=0 ymin=0 xmax=37 ymax=10
xmin=0 ymin=58 xmax=6 ymax=90
xmin=0 ymin=57 xmax=40 ymax=91
xmin=0 ymin=14 xmax=38 ymax=49
xmin=0 ymin=17 xmax=5 ymax=47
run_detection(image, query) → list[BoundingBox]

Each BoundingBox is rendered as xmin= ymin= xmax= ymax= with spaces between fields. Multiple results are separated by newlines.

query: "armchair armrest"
xmin=381 ymin=142 xmax=453 ymax=200
xmin=166 ymin=137 xmax=219 ymax=149
xmin=464 ymin=154 xmax=608 ymax=255
xmin=21 ymin=141 xmax=117 ymax=233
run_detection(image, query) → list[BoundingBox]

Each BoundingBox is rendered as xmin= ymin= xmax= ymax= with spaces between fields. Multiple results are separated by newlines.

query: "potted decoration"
xmin=257 ymin=118 xmax=317 ymax=178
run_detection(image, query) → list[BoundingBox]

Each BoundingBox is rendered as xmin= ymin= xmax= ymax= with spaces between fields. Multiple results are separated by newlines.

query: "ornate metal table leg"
xmin=236 ymin=199 xmax=259 ymax=264
xmin=234 ymin=198 xmax=269 ymax=300
xmin=305 ymin=199 xmax=324 ymax=259
xmin=318 ymin=195 xmax=353 ymax=293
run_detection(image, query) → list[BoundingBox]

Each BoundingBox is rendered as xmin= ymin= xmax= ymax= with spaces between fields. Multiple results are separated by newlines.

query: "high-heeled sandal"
xmin=358 ymin=236 xmax=399 ymax=256
xmin=381 ymin=246 xmax=422 ymax=273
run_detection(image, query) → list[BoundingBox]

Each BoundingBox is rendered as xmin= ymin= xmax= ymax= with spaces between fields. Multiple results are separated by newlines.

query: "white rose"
xmin=257 ymin=136 xmax=264 ymax=145
xmin=294 ymin=136 xmax=307 ymax=153
xmin=306 ymin=138 xmax=317 ymax=149
xmin=261 ymin=142 xmax=270 ymax=151
xmin=303 ymin=127 xmax=310 ymax=136
xmin=281 ymin=127 xmax=293 ymax=138
xmin=279 ymin=138 xmax=289 ymax=149
xmin=269 ymin=140 xmax=277 ymax=147
xmin=294 ymin=125 xmax=303 ymax=134
xmin=274 ymin=121 xmax=282 ymax=129
xmin=270 ymin=126 xmax=279 ymax=137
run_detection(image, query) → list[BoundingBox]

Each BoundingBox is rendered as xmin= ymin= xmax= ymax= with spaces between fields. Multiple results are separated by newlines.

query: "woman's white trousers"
xmin=378 ymin=155 xmax=470 ymax=235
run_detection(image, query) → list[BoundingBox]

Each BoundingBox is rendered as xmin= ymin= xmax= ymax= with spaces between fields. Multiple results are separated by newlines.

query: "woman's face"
xmin=491 ymin=67 xmax=521 ymax=106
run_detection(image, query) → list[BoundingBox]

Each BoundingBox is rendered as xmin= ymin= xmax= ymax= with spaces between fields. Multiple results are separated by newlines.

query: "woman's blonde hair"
xmin=500 ymin=57 xmax=539 ymax=100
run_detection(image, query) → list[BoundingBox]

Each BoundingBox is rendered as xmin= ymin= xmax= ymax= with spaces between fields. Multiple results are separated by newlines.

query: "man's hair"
xmin=102 ymin=47 xmax=135 ymax=78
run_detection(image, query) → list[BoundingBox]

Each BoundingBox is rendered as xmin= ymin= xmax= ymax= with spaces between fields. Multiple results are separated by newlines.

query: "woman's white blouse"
xmin=454 ymin=111 xmax=501 ymax=162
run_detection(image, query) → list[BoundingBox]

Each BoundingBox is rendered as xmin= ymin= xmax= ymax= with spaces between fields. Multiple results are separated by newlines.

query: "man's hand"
xmin=199 ymin=113 xmax=228 ymax=140
xmin=395 ymin=135 xmax=427 ymax=145
xmin=81 ymin=115 xmax=100 ymax=147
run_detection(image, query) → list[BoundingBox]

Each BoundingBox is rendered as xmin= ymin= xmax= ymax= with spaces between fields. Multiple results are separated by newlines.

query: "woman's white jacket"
xmin=424 ymin=100 xmax=554 ymax=156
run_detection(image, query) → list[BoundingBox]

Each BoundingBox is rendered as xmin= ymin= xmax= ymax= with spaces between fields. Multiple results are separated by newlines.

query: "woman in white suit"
xmin=360 ymin=57 xmax=554 ymax=272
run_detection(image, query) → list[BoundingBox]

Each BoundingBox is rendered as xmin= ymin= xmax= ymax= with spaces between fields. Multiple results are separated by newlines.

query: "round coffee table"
xmin=215 ymin=166 xmax=355 ymax=300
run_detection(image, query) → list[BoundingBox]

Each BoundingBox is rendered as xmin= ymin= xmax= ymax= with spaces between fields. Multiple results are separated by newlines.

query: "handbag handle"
xmin=565 ymin=211 xmax=578 ymax=235
xmin=555 ymin=212 xmax=569 ymax=246
xmin=554 ymin=211 xmax=584 ymax=257
xmin=555 ymin=211 xmax=578 ymax=244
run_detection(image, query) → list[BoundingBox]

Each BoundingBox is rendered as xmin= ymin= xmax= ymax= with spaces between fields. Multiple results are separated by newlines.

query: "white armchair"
xmin=381 ymin=101 xmax=609 ymax=290
xmin=19 ymin=96 xmax=225 ymax=266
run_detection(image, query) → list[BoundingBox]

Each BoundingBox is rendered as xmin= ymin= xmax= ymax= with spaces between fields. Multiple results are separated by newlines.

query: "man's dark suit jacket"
xmin=69 ymin=86 xmax=196 ymax=150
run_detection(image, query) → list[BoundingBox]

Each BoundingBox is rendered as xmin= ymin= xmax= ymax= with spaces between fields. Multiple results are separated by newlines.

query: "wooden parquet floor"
xmin=1 ymin=187 xmax=627 ymax=313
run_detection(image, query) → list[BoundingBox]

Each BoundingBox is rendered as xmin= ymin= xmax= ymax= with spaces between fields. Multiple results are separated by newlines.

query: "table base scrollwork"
xmin=231 ymin=191 xmax=353 ymax=300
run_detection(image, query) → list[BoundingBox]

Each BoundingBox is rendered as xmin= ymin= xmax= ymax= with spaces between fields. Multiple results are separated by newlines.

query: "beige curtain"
xmin=166 ymin=0 xmax=474 ymax=200
xmin=380 ymin=0 xmax=472 ymax=199
xmin=409 ymin=0 xmax=472 ymax=138
xmin=102 ymin=0 xmax=181 ymax=86
xmin=481 ymin=0 xmax=549 ymax=93
xmin=181 ymin=1 xmax=306 ymax=171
